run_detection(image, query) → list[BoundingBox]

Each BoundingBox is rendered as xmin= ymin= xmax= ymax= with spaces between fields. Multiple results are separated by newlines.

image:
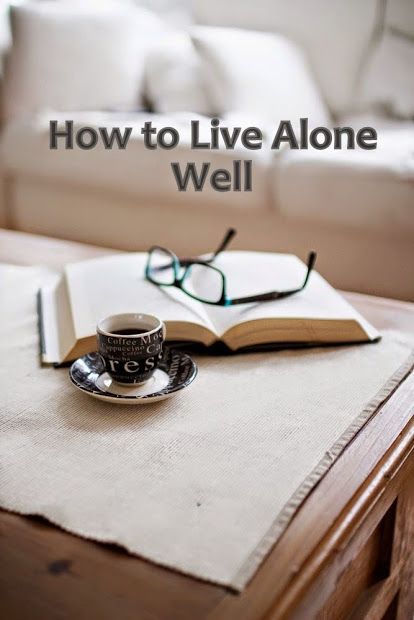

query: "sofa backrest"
xmin=191 ymin=0 xmax=380 ymax=118
xmin=1 ymin=1 xmax=411 ymax=123
xmin=355 ymin=0 xmax=414 ymax=119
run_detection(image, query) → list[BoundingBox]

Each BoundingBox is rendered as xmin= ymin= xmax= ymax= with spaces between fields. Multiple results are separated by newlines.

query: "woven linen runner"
xmin=1 ymin=265 xmax=413 ymax=590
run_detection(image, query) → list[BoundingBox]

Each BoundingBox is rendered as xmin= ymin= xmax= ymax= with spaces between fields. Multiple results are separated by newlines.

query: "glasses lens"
xmin=182 ymin=263 xmax=224 ymax=303
xmin=148 ymin=248 xmax=175 ymax=285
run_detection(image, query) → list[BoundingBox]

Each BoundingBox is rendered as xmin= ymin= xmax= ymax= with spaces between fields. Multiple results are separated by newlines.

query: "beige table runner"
xmin=1 ymin=265 xmax=413 ymax=590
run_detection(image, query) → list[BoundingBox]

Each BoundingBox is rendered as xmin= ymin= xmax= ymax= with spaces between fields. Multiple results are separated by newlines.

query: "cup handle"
xmin=161 ymin=321 xmax=167 ymax=340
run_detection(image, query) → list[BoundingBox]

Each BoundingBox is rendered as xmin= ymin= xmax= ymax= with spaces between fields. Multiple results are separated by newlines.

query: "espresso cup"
xmin=97 ymin=313 xmax=166 ymax=384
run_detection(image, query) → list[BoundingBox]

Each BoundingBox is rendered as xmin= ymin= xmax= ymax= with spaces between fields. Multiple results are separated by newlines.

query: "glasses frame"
xmin=145 ymin=228 xmax=317 ymax=307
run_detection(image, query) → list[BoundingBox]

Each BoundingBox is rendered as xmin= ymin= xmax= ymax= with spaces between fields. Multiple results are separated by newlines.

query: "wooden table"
xmin=1 ymin=229 xmax=413 ymax=620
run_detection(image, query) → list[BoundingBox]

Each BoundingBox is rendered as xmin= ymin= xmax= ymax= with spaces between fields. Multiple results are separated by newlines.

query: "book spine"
xmin=36 ymin=289 xmax=47 ymax=359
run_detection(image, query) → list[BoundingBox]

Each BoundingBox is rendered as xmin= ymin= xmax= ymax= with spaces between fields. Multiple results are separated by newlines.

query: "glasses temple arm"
xmin=228 ymin=251 xmax=317 ymax=305
xmin=298 ymin=250 xmax=317 ymax=290
xmin=210 ymin=228 xmax=237 ymax=260
xmin=229 ymin=291 xmax=289 ymax=305
xmin=172 ymin=228 xmax=237 ymax=268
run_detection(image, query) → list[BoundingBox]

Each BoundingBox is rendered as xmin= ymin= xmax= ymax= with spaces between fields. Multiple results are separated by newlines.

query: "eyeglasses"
xmin=145 ymin=228 xmax=317 ymax=307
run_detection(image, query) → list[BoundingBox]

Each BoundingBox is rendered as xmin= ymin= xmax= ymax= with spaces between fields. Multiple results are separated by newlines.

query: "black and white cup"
xmin=97 ymin=313 xmax=166 ymax=384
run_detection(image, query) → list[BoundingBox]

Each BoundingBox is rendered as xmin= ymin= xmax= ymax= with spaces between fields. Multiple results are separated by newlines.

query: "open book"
xmin=39 ymin=251 xmax=379 ymax=364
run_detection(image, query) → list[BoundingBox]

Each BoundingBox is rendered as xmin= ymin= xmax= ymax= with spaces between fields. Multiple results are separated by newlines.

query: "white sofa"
xmin=0 ymin=0 xmax=413 ymax=301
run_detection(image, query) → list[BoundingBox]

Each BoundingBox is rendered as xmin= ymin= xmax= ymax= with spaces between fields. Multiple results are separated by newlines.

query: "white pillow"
xmin=3 ymin=1 xmax=167 ymax=120
xmin=145 ymin=33 xmax=210 ymax=115
xmin=192 ymin=2 xmax=378 ymax=118
xmin=132 ymin=0 xmax=193 ymax=29
xmin=191 ymin=26 xmax=330 ymax=127
xmin=386 ymin=0 xmax=414 ymax=39
xmin=358 ymin=31 xmax=414 ymax=119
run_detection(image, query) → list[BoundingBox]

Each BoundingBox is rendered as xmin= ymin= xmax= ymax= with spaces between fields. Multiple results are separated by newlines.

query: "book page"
xmin=65 ymin=253 xmax=216 ymax=340
xmin=196 ymin=252 xmax=378 ymax=339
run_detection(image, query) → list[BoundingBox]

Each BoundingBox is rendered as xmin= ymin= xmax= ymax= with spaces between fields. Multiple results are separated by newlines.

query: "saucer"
xmin=69 ymin=348 xmax=197 ymax=404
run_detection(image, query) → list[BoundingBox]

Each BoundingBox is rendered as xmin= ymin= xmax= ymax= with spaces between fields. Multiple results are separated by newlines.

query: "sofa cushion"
xmin=357 ymin=30 xmax=414 ymax=120
xmin=271 ymin=116 xmax=414 ymax=237
xmin=1 ymin=111 xmax=271 ymax=210
xmin=192 ymin=26 xmax=329 ymax=127
xmin=386 ymin=0 xmax=414 ymax=39
xmin=145 ymin=33 xmax=210 ymax=115
xmin=3 ymin=2 xmax=167 ymax=121
xmin=192 ymin=0 xmax=378 ymax=117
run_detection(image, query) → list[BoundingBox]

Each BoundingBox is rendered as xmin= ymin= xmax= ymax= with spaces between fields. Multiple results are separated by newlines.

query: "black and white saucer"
xmin=69 ymin=348 xmax=197 ymax=404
